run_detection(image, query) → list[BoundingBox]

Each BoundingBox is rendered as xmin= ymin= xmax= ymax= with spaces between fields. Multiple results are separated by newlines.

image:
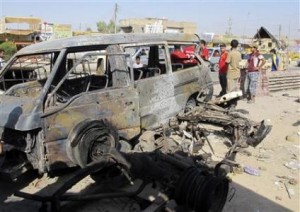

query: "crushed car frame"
xmin=0 ymin=33 xmax=214 ymax=177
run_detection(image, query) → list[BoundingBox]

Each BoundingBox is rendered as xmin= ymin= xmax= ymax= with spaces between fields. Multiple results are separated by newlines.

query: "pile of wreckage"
xmin=14 ymin=92 xmax=272 ymax=212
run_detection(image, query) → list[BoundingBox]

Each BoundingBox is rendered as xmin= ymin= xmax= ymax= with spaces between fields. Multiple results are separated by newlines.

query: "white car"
xmin=208 ymin=47 xmax=220 ymax=72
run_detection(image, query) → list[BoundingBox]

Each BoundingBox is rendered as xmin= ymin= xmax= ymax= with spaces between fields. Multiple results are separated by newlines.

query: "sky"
xmin=0 ymin=0 xmax=299 ymax=39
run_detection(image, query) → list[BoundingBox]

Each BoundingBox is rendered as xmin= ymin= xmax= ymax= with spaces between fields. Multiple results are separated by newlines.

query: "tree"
xmin=96 ymin=20 xmax=119 ymax=34
xmin=97 ymin=21 xmax=108 ymax=33
xmin=96 ymin=3 xmax=120 ymax=34
xmin=0 ymin=41 xmax=17 ymax=60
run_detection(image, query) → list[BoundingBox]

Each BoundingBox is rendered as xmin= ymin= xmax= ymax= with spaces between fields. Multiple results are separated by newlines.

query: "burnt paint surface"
xmin=43 ymin=87 xmax=140 ymax=167
xmin=0 ymin=95 xmax=40 ymax=131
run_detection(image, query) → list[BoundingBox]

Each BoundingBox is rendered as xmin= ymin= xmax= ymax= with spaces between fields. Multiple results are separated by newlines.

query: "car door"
xmin=127 ymin=44 xmax=179 ymax=130
xmin=42 ymin=47 xmax=140 ymax=168
xmin=170 ymin=43 xmax=212 ymax=104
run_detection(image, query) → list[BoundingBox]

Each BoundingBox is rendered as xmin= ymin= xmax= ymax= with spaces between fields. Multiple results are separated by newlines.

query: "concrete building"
xmin=0 ymin=16 xmax=72 ymax=49
xmin=0 ymin=16 xmax=42 ymax=48
xmin=252 ymin=26 xmax=283 ymax=53
xmin=119 ymin=18 xmax=197 ymax=34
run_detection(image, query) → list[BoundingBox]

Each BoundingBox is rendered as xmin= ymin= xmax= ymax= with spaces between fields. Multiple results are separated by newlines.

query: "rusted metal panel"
xmin=44 ymin=87 xmax=140 ymax=143
xmin=45 ymin=139 xmax=75 ymax=170
xmin=0 ymin=95 xmax=41 ymax=131
xmin=135 ymin=74 xmax=178 ymax=129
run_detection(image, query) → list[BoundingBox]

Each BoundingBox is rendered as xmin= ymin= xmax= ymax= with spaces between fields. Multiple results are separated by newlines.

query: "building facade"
xmin=119 ymin=18 xmax=197 ymax=34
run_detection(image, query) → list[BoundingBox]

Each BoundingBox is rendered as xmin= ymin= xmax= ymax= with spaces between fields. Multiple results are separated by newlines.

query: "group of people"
xmin=131 ymin=40 xmax=280 ymax=104
xmin=217 ymin=40 xmax=279 ymax=103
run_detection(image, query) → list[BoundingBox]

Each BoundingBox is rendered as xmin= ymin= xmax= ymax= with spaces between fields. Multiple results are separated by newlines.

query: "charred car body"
xmin=0 ymin=33 xmax=214 ymax=177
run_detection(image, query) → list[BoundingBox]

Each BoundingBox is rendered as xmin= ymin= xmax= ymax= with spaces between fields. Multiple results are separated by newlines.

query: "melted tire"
xmin=68 ymin=120 xmax=118 ymax=168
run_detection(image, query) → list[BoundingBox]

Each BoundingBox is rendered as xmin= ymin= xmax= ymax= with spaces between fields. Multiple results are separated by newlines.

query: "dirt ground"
xmin=0 ymin=88 xmax=299 ymax=212
xmin=223 ymin=88 xmax=300 ymax=212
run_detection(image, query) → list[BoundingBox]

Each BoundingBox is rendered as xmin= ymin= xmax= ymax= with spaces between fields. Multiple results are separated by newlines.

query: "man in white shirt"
xmin=133 ymin=56 xmax=143 ymax=69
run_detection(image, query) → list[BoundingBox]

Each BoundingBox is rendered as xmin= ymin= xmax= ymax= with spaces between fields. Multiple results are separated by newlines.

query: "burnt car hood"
xmin=0 ymin=95 xmax=41 ymax=130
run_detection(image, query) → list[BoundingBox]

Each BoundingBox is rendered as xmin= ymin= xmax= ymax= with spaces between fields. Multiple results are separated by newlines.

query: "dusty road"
xmin=223 ymin=88 xmax=300 ymax=212
xmin=0 ymin=87 xmax=299 ymax=212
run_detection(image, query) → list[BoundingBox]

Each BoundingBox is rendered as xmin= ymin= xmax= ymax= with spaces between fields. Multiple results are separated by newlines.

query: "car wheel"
xmin=67 ymin=120 xmax=118 ymax=168
xmin=185 ymin=97 xmax=197 ymax=112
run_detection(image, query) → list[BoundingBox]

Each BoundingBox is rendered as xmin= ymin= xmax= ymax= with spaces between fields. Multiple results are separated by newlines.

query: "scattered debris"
xmin=276 ymin=175 xmax=298 ymax=185
xmin=283 ymin=182 xmax=295 ymax=199
xmin=288 ymin=178 xmax=298 ymax=185
xmin=285 ymin=133 xmax=300 ymax=142
xmin=284 ymin=161 xmax=300 ymax=170
xmin=275 ymin=196 xmax=282 ymax=201
xmin=243 ymin=166 xmax=260 ymax=176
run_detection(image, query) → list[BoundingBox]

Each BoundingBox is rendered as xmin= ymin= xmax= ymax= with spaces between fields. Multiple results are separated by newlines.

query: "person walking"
xmin=218 ymin=43 xmax=228 ymax=96
xmin=245 ymin=44 xmax=266 ymax=103
xmin=225 ymin=39 xmax=241 ymax=92
xmin=270 ymin=48 xmax=279 ymax=71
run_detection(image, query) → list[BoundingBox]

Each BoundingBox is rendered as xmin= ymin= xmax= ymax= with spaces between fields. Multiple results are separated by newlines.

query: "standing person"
xmin=218 ymin=43 xmax=228 ymax=96
xmin=245 ymin=44 xmax=266 ymax=103
xmin=200 ymin=40 xmax=209 ymax=61
xmin=225 ymin=39 xmax=241 ymax=92
xmin=0 ymin=49 xmax=4 ymax=70
xmin=270 ymin=49 xmax=279 ymax=71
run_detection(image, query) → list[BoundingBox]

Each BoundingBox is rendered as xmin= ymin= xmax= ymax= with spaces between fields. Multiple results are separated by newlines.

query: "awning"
xmin=14 ymin=41 xmax=34 ymax=45
xmin=4 ymin=16 xmax=42 ymax=24
xmin=2 ymin=30 xmax=38 ymax=35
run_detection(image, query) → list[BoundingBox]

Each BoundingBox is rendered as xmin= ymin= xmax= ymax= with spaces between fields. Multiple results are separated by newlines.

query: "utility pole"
xmin=278 ymin=24 xmax=282 ymax=40
xmin=226 ymin=17 xmax=232 ymax=36
xmin=114 ymin=3 xmax=118 ymax=34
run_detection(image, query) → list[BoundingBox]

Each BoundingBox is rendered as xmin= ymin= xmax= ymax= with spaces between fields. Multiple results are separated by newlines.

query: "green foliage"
xmin=0 ymin=41 xmax=17 ymax=60
xmin=97 ymin=21 xmax=108 ymax=33
xmin=96 ymin=20 xmax=120 ymax=34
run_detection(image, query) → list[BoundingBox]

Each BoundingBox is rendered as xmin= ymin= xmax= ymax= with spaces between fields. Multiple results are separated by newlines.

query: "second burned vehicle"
xmin=0 ymin=33 xmax=214 ymax=176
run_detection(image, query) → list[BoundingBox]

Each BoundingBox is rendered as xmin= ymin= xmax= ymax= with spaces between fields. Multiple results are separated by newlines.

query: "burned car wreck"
xmin=0 ymin=33 xmax=213 ymax=177
xmin=0 ymin=33 xmax=271 ymax=212
xmin=14 ymin=100 xmax=271 ymax=212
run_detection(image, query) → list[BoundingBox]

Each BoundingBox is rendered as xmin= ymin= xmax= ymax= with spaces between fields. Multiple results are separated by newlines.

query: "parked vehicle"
xmin=0 ymin=33 xmax=213 ymax=177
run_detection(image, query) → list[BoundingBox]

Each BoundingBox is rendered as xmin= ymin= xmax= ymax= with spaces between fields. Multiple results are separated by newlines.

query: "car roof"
xmin=17 ymin=33 xmax=200 ymax=55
